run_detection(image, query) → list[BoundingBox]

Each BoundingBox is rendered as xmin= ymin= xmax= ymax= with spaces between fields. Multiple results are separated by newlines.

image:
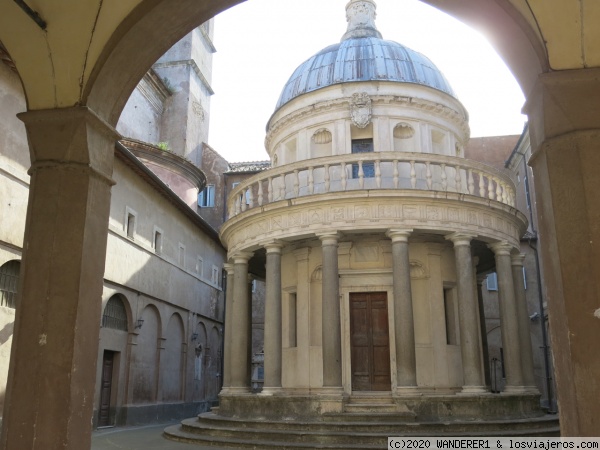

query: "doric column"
xmin=387 ymin=229 xmax=417 ymax=390
xmin=524 ymin=68 xmax=600 ymax=435
xmin=319 ymin=232 xmax=342 ymax=389
xmin=511 ymin=253 xmax=538 ymax=392
xmin=446 ymin=233 xmax=485 ymax=393
xmin=229 ymin=252 xmax=253 ymax=392
xmin=489 ymin=241 xmax=524 ymax=392
xmin=221 ymin=263 xmax=235 ymax=390
xmin=476 ymin=274 xmax=492 ymax=389
xmin=1 ymin=107 xmax=117 ymax=450
xmin=262 ymin=241 xmax=284 ymax=394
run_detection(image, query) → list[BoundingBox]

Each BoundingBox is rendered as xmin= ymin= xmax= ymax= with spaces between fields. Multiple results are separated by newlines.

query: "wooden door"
xmin=98 ymin=351 xmax=114 ymax=427
xmin=350 ymin=292 xmax=391 ymax=391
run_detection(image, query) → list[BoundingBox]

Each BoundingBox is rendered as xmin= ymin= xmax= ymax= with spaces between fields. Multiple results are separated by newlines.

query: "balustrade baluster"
xmin=496 ymin=178 xmax=502 ymax=201
xmin=324 ymin=164 xmax=330 ymax=192
xmin=468 ymin=169 xmax=475 ymax=195
xmin=308 ymin=167 xmax=314 ymax=195
xmin=358 ymin=160 xmax=365 ymax=189
xmin=268 ymin=177 xmax=273 ymax=203
xmin=441 ymin=164 xmax=448 ymax=191
xmin=426 ymin=162 xmax=432 ymax=190
xmin=488 ymin=176 xmax=495 ymax=200
xmin=375 ymin=159 xmax=381 ymax=188
xmin=341 ymin=162 xmax=347 ymax=191
xmin=248 ymin=187 xmax=254 ymax=208
xmin=293 ymin=170 xmax=299 ymax=197
xmin=241 ymin=192 xmax=247 ymax=212
xmin=455 ymin=165 xmax=462 ymax=193
xmin=479 ymin=172 xmax=485 ymax=198
xmin=393 ymin=160 xmax=399 ymax=189
xmin=410 ymin=161 xmax=416 ymax=189
xmin=258 ymin=180 xmax=264 ymax=206
xmin=279 ymin=174 xmax=285 ymax=200
xmin=235 ymin=196 xmax=241 ymax=215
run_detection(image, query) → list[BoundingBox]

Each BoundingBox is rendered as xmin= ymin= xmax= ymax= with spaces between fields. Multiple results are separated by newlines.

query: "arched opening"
xmin=0 ymin=261 xmax=20 ymax=309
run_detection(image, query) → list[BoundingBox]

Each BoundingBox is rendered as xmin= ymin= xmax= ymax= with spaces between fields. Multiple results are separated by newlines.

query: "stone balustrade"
xmin=227 ymin=152 xmax=515 ymax=218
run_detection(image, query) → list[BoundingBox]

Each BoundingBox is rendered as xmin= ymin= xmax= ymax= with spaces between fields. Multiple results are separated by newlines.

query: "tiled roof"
xmin=227 ymin=161 xmax=271 ymax=173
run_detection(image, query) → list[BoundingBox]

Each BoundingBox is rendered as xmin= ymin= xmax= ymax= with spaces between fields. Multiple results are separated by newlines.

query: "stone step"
xmin=344 ymin=403 xmax=402 ymax=413
xmin=163 ymin=413 xmax=560 ymax=449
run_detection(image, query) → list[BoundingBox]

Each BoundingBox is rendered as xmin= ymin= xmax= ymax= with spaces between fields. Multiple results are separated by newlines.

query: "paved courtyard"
xmin=92 ymin=423 xmax=219 ymax=450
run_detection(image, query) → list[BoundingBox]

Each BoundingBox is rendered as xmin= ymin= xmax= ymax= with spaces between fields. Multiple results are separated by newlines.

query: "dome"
xmin=274 ymin=1 xmax=456 ymax=111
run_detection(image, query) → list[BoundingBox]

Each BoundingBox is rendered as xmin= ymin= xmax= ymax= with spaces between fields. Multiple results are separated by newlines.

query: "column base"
xmin=259 ymin=387 xmax=283 ymax=396
xmin=316 ymin=386 xmax=344 ymax=396
xmin=219 ymin=386 xmax=252 ymax=396
xmin=458 ymin=385 xmax=488 ymax=395
xmin=394 ymin=386 xmax=422 ymax=396
xmin=502 ymin=385 xmax=539 ymax=395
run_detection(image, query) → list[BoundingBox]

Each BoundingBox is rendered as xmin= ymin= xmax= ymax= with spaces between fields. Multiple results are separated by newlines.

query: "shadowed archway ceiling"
xmin=0 ymin=0 xmax=597 ymax=120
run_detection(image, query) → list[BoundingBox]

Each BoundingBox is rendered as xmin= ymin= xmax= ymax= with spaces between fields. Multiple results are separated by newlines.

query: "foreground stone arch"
xmin=0 ymin=1 xmax=598 ymax=447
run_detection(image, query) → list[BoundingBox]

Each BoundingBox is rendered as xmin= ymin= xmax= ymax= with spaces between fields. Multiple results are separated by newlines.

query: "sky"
xmin=208 ymin=0 xmax=527 ymax=163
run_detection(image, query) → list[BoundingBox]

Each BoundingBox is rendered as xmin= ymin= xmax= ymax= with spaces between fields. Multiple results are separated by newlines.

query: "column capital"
xmin=386 ymin=228 xmax=413 ymax=243
xmin=476 ymin=274 xmax=488 ymax=285
xmin=223 ymin=263 xmax=234 ymax=272
xmin=293 ymin=246 xmax=311 ymax=261
xmin=445 ymin=232 xmax=477 ymax=247
xmin=232 ymin=251 xmax=253 ymax=264
xmin=511 ymin=253 xmax=526 ymax=267
xmin=318 ymin=232 xmax=340 ymax=246
xmin=488 ymin=241 xmax=515 ymax=256
xmin=264 ymin=240 xmax=284 ymax=254
xmin=19 ymin=106 xmax=119 ymax=184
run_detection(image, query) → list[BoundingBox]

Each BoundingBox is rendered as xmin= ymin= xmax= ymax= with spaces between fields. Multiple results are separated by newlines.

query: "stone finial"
xmin=341 ymin=0 xmax=383 ymax=41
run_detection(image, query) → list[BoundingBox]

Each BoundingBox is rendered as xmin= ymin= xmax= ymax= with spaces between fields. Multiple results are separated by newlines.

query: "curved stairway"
xmin=164 ymin=410 xmax=559 ymax=449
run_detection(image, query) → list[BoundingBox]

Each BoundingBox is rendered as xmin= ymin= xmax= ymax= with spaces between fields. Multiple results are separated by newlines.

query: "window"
xmin=196 ymin=256 xmax=204 ymax=277
xmin=287 ymin=293 xmax=297 ymax=348
xmin=125 ymin=207 xmax=137 ymax=239
xmin=211 ymin=265 xmax=219 ymax=285
xmin=231 ymin=182 xmax=249 ymax=205
xmin=486 ymin=272 xmax=498 ymax=291
xmin=178 ymin=244 xmax=185 ymax=267
xmin=351 ymin=138 xmax=374 ymax=178
xmin=0 ymin=260 xmax=20 ymax=309
xmin=198 ymin=185 xmax=215 ymax=207
xmin=443 ymin=288 xmax=457 ymax=345
xmin=153 ymin=227 xmax=163 ymax=253
xmin=102 ymin=296 xmax=128 ymax=331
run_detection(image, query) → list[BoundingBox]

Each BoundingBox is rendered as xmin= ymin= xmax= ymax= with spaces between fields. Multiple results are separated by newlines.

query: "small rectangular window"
xmin=178 ymin=244 xmax=185 ymax=267
xmin=288 ymin=293 xmax=297 ymax=348
xmin=196 ymin=256 xmax=204 ymax=277
xmin=153 ymin=230 xmax=162 ymax=253
xmin=486 ymin=272 xmax=498 ymax=291
xmin=444 ymin=288 xmax=457 ymax=345
xmin=198 ymin=185 xmax=215 ymax=207
xmin=211 ymin=265 xmax=219 ymax=285
xmin=124 ymin=207 xmax=137 ymax=239
xmin=351 ymin=138 xmax=375 ymax=178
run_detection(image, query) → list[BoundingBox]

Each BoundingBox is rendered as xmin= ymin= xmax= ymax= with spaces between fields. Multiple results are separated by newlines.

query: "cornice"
xmin=265 ymin=94 xmax=470 ymax=149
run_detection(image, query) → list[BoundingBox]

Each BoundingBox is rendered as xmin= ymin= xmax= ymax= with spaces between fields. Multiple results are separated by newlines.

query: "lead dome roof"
xmin=274 ymin=1 xmax=456 ymax=111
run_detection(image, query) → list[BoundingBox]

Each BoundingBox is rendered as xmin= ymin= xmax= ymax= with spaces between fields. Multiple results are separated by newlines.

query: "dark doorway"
xmin=98 ymin=350 xmax=115 ymax=427
xmin=350 ymin=292 xmax=391 ymax=391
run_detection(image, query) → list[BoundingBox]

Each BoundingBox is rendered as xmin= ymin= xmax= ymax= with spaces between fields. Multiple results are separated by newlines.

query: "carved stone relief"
xmin=350 ymin=92 xmax=372 ymax=128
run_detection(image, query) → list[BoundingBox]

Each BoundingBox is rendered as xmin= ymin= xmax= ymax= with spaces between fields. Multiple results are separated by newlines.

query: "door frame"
xmin=339 ymin=273 xmax=395 ymax=395
xmin=349 ymin=291 xmax=392 ymax=391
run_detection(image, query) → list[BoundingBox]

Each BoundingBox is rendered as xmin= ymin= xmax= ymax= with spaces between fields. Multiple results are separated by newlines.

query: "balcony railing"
xmin=227 ymin=152 xmax=516 ymax=218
